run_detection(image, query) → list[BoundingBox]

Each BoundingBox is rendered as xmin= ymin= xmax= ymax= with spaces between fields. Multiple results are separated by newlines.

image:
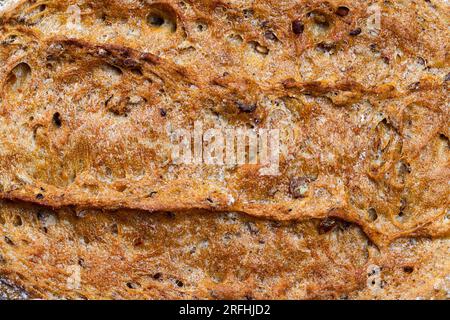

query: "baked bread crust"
xmin=0 ymin=201 xmax=449 ymax=300
xmin=0 ymin=0 xmax=449 ymax=299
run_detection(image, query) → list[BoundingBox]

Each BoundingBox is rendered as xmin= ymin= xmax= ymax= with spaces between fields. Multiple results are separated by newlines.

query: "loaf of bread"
xmin=0 ymin=0 xmax=448 ymax=299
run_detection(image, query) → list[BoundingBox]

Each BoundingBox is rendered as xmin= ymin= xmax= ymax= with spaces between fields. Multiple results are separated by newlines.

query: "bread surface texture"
xmin=0 ymin=0 xmax=449 ymax=299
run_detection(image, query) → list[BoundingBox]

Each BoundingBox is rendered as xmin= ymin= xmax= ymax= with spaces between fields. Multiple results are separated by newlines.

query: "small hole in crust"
xmin=52 ymin=112 xmax=62 ymax=128
xmin=175 ymin=279 xmax=184 ymax=287
xmin=4 ymin=236 xmax=14 ymax=246
xmin=126 ymin=282 xmax=141 ymax=289
xmin=133 ymin=237 xmax=144 ymax=247
xmin=367 ymin=208 xmax=378 ymax=221
xmin=130 ymin=68 xmax=143 ymax=76
xmin=196 ymin=21 xmax=207 ymax=32
xmin=317 ymin=42 xmax=336 ymax=54
xmin=349 ymin=28 xmax=361 ymax=36
xmin=292 ymin=20 xmax=304 ymax=35
xmin=13 ymin=215 xmax=22 ymax=227
xmin=249 ymin=41 xmax=269 ymax=55
xmin=147 ymin=4 xmax=178 ymax=33
xmin=2 ymin=34 xmax=17 ymax=45
xmin=153 ymin=272 xmax=162 ymax=280
xmin=6 ymin=62 xmax=32 ymax=92
xmin=148 ymin=14 xmax=164 ymax=26
xmin=78 ymin=258 xmax=86 ymax=268
xmin=111 ymin=224 xmax=119 ymax=235
xmin=444 ymin=210 xmax=450 ymax=222
xmin=166 ymin=212 xmax=176 ymax=219
xmin=227 ymin=33 xmax=243 ymax=45
xmin=310 ymin=12 xmax=330 ymax=29
xmin=243 ymin=8 xmax=253 ymax=18
xmin=403 ymin=266 xmax=414 ymax=274
xmin=264 ymin=30 xmax=278 ymax=41
xmin=444 ymin=73 xmax=450 ymax=82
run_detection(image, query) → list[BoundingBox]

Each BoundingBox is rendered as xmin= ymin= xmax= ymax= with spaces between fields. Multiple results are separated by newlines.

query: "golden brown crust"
xmin=0 ymin=201 xmax=448 ymax=300
xmin=0 ymin=0 xmax=449 ymax=299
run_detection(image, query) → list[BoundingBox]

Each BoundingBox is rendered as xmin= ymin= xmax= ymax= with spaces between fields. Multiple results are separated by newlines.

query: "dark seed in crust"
xmin=349 ymin=28 xmax=361 ymax=36
xmin=292 ymin=20 xmax=304 ymax=35
xmin=52 ymin=112 xmax=62 ymax=127
xmin=336 ymin=6 xmax=350 ymax=17
xmin=237 ymin=102 xmax=257 ymax=113
xmin=153 ymin=273 xmax=162 ymax=280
